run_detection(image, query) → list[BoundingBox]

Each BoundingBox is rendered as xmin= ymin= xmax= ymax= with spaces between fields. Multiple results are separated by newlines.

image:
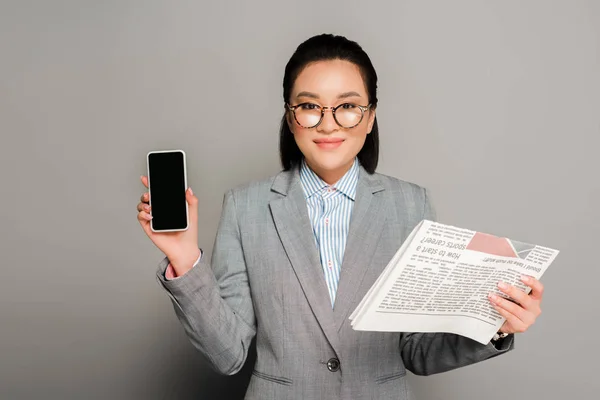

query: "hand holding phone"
xmin=137 ymin=150 xmax=200 ymax=272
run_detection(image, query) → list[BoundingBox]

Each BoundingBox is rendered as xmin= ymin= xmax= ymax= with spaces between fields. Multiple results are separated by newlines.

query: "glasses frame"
xmin=286 ymin=102 xmax=372 ymax=129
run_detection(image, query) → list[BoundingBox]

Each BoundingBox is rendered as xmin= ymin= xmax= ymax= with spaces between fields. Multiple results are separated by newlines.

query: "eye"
xmin=339 ymin=103 xmax=357 ymax=109
xmin=298 ymin=102 xmax=320 ymax=110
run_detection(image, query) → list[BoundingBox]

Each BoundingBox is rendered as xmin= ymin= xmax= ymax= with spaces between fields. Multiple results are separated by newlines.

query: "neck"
xmin=306 ymin=158 xmax=354 ymax=185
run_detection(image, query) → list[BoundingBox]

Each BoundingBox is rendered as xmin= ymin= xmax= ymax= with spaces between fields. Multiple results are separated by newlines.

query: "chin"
xmin=308 ymin=154 xmax=353 ymax=172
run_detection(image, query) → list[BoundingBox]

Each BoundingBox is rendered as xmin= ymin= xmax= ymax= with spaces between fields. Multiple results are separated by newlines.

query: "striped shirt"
xmin=299 ymin=157 xmax=359 ymax=307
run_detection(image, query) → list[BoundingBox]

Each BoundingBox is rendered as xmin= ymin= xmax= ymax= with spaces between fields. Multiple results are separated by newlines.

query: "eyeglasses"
xmin=286 ymin=102 xmax=372 ymax=129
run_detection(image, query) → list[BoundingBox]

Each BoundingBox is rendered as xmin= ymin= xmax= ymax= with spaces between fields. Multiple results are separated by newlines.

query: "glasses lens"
xmin=294 ymin=103 xmax=322 ymax=127
xmin=335 ymin=104 xmax=364 ymax=128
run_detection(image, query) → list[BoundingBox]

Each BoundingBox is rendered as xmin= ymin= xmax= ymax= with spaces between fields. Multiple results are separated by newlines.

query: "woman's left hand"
xmin=488 ymin=275 xmax=544 ymax=334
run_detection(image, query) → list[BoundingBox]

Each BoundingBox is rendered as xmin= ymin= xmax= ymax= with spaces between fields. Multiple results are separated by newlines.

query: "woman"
xmin=136 ymin=34 xmax=544 ymax=400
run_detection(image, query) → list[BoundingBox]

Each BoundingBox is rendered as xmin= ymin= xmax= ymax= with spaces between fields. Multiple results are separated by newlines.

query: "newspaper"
xmin=349 ymin=220 xmax=559 ymax=344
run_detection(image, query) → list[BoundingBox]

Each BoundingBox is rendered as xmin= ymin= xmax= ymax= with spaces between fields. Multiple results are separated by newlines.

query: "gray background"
xmin=1 ymin=0 xmax=598 ymax=399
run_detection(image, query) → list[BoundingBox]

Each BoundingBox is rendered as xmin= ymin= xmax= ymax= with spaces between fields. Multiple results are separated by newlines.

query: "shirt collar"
xmin=299 ymin=157 xmax=359 ymax=201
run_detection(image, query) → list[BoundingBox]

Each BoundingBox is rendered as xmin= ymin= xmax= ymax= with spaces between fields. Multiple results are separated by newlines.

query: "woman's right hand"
xmin=137 ymin=175 xmax=201 ymax=273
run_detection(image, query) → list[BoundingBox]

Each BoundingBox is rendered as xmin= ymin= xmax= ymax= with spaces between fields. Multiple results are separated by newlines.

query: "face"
xmin=287 ymin=59 xmax=375 ymax=183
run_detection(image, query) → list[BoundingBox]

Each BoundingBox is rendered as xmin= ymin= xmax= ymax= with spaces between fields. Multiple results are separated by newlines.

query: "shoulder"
xmin=370 ymin=170 xmax=435 ymax=221
xmin=221 ymin=170 xmax=283 ymax=206
xmin=371 ymin=171 xmax=429 ymax=201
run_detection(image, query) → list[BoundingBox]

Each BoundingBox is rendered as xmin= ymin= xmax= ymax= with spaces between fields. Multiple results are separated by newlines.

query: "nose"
xmin=316 ymin=108 xmax=338 ymax=133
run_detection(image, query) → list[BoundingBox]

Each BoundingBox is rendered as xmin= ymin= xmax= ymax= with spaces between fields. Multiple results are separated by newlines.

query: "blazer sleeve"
xmin=399 ymin=187 xmax=514 ymax=376
xmin=155 ymin=189 xmax=256 ymax=375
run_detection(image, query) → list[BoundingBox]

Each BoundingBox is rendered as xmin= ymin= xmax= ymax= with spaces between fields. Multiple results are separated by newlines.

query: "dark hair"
xmin=279 ymin=34 xmax=379 ymax=174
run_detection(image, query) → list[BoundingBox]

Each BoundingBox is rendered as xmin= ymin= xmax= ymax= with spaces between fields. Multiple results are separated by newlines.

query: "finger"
xmin=521 ymin=275 xmax=544 ymax=301
xmin=497 ymin=281 xmax=533 ymax=310
xmin=137 ymin=210 xmax=153 ymax=222
xmin=493 ymin=304 xmax=528 ymax=333
xmin=137 ymin=211 xmax=153 ymax=236
xmin=137 ymin=202 xmax=151 ymax=213
xmin=140 ymin=192 xmax=149 ymax=203
xmin=140 ymin=175 xmax=149 ymax=189
xmin=488 ymin=293 xmax=530 ymax=323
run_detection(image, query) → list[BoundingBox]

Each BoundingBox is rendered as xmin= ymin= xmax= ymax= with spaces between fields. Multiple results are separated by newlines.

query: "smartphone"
xmin=146 ymin=150 xmax=189 ymax=232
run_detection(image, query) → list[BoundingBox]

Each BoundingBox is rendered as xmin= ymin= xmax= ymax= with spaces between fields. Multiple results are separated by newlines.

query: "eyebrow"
xmin=295 ymin=91 xmax=363 ymax=100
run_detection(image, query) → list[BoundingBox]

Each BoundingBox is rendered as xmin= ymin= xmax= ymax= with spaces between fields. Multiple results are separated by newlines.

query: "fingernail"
xmin=145 ymin=213 xmax=152 ymax=220
xmin=489 ymin=293 xmax=498 ymax=301
xmin=189 ymin=187 xmax=193 ymax=195
xmin=144 ymin=205 xmax=150 ymax=211
xmin=521 ymin=275 xmax=530 ymax=282
xmin=498 ymin=282 xmax=508 ymax=290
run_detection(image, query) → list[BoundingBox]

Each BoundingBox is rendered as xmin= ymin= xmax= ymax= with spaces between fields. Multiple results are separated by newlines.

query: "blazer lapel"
xmin=269 ymin=166 xmax=342 ymax=355
xmin=333 ymin=167 xmax=387 ymax=332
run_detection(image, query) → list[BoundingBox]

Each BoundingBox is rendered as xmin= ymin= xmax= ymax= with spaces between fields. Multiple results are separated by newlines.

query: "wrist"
xmin=491 ymin=331 xmax=510 ymax=347
xmin=168 ymin=246 xmax=201 ymax=275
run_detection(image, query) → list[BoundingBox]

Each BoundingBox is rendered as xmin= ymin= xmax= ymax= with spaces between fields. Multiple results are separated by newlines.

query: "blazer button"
xmin=327 ymin=358 xmax=340 ymax=372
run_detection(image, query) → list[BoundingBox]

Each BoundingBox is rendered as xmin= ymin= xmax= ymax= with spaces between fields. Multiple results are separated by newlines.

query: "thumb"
xmin=186 ymin=187 xmax=198 ymax=224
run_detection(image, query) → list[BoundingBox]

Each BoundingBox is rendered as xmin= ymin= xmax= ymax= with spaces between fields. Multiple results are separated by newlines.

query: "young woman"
xmin=136 ymin=34 xmax=544 ymax=400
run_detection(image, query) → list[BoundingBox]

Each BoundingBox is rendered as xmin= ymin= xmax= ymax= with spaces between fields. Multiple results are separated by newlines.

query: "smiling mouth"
xmin=314 ymin=139 xmax=345 ymax=144
xmin=314 ymin=139 xmax=345 ymax=149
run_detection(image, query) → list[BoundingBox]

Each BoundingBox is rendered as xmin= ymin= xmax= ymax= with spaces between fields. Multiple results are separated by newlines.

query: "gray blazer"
xmin=156 ymin=163 xmax=513 ymax=400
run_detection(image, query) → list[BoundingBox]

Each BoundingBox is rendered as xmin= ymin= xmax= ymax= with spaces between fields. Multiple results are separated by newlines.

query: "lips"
xmin=314 ymin=138 xmax=345 ymax=149
xmin=314 ymin=138 xmax=345 ymax=144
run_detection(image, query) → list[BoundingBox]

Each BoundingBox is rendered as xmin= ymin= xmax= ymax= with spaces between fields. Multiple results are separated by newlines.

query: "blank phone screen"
xmin=147 ymin=151 xmax=188 ymax=231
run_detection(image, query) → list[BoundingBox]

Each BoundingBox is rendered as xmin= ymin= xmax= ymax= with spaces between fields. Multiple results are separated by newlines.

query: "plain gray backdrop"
xmin=1 ymin=0 xmax=598 ymax=399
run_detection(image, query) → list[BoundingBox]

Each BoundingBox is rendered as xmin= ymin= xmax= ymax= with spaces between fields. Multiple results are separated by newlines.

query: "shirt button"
xmin=327 ymin=358 xmax=340 ymax=372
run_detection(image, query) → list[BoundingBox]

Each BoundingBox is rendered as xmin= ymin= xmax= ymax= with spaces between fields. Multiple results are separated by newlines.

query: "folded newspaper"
xmin=350 ymin=220 xmax=559 ymax=344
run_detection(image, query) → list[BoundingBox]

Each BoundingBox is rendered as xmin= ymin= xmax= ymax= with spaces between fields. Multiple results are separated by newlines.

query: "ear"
xmin=285 ymin=108 xmax=295 ymax=133
xmin=366 ymin=107 xmax=376 ymax=134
